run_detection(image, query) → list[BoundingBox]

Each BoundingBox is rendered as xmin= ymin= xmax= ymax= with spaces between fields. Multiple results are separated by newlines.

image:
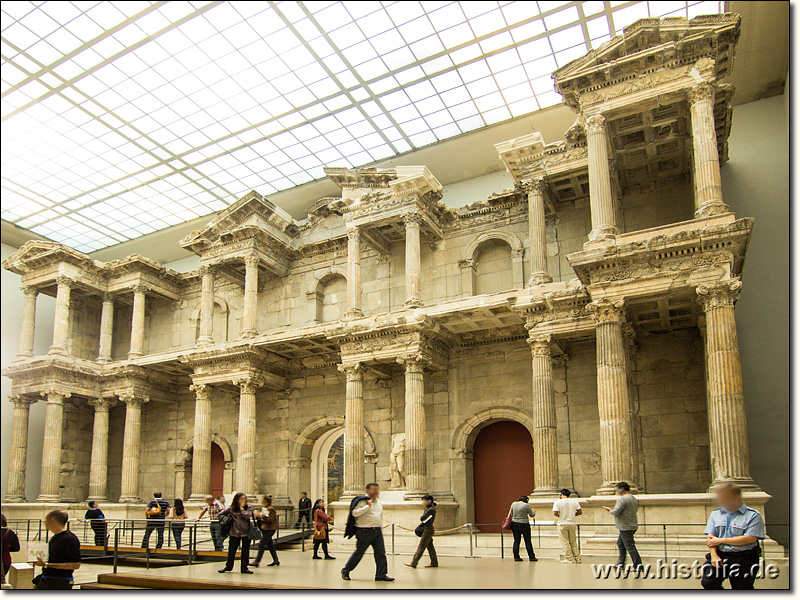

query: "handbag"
xmin=313 ymin=526 xmax=327 ymax=541
xmin=501 ymin=515 xmax=513 ymax=531
xmin=218 ymin=513 xmax=233 ymax=539
xmin=248 ymin=515 xmax=263 ymax=541
xmin=414 ymin=523 xmax=425 ymax=537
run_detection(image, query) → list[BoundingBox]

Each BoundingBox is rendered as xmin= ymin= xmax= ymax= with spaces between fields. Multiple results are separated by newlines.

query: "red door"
xmin=473 ymin=421 xmax=534 ymax=532
xmin=210 ymin=443 xmax=225 ymax=498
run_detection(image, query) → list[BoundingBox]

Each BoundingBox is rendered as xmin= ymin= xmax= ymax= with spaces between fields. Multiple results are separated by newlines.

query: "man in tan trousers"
xmin=553 ymin=488 xmax=582 ymax=563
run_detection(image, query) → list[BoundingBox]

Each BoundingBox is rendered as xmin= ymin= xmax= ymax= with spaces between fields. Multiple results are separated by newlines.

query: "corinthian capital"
xmin=9 ymin=394 xmax=36 ymax=408
xmin=528 ymin=177 xmax=548 ymax=195
xmin=118 ymin=394 xmax=149 ymax=407
xmin=696 ymin=278 xmax=742 ymax=310
xmin=199 ymin=264 xmax=216 ymax=277
xmin=55 ymin=276 xmax=74 ymax=289
xmin=587 ymin=298 xmax=625 ymax=323
xmin=346 ymin=226 xmax=360 ymax=242
xmin=88 ymin=397 xmax=115 ymax=411
xmin=190 ymin=383 xmax=211 ymax=400
xmin=527 ymin=334 xmax=553 ymax=357
xmin=244 ymin=254 xmax=260 ymax=268
xmin=689 ymin=82 xmax=716 ymax=105
xmin=402 ymin=212 xmax=424 ymax=226
xmin=397 ymin=353 xmax=429 ymax=372
xmin=131 ymin=284 xmax=150 ymax=296
xmin=21 ymin=285 xmax=39 ymax=298
xmin=337 ymin=362 xmax=364 ymax=378
xmin=41 ymin=390 xmax=71 ymax=402
xmin=584 ymin=114 xmax=606 ymax=135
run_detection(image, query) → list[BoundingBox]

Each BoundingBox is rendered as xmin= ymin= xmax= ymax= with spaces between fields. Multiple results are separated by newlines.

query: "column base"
xmin=187 ymin=493 xmax=208 ymax=502
xmin=531 ymin=486 xmax=560 ymax=497
xmin=15 ymin=352 xmax=33 ymax=360
xmin=709 ymin=477 xmax=761 ymax=492
xmin=527 ymin=273 xmax=553 ymax=287
xmin=47 ymin=346 xmax=67 ymax=356
xmin=118 ymin=496 xmax=141 ymax=504
xmin=35 ymin=495 xmax=61 ymax=503
xmin=96 ymin=357 xmax=111 ymax=364
xmin=588 ymin=225 xmax=617 ymax=242
xmin=694 ymin=202 xmax=730 ymax=219
xmin=239 ymin=328 xmax=258 ymax=339
xmin=127 ymin=352 xmax=143 ymax=360
xmin=595 ymin=483 xmax=639 ymax=496
xmin=344 ymin=308 xmax=363 ymax=318
xmin=4 ymin=495 xmax=26 ymax=503
xmin=402 ymin=297 xmax=423 ymax=309
xmin=86 ymin=496 xmax=108 ymax=502
xmin=194 ymin=337 xmax=214 ymax=347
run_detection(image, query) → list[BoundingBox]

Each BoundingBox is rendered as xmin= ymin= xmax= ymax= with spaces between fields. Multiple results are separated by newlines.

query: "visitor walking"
xmin=32 ymin=511 xmax=81 ymax=590
xmin=141 ymin=492 xmax=170 ymax=550
xmin=507 ymin=495 xmax=537 ymax=561
xmin=251 ymin=494 xmax=279 ymax=567
xmin=341 ymin=483 xmax=394 ymax=582
xmin=701 ymin=483 xmax=766 ymax=590
xmin=311 ymin=499 xmax=334 ymax=560
xmin=603 ymin=481 xmax=642 ymax=570
xmin=84 ymin=501 xmax=107 ymax=547
xmin=553 ymin=489 xmax=582 ymax=563
xmin=405 ymin=494 xmax=438 ymax=569
xmin=295 ymin=492 xmax=312 ymax=528
xmin=169 ymin=498 xmax=189 ymax=550
xmin=196 ymin=495 xmax=224 ymax=551
xmin=1 ymin=514 xmax=21 ymax=584
xmin=218 ymin=492 xmax=254 ymax=574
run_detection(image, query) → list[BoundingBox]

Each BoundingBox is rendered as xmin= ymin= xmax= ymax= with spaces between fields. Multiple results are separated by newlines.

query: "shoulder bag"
xmin=248 ymin=514 xmax=263 ymax=541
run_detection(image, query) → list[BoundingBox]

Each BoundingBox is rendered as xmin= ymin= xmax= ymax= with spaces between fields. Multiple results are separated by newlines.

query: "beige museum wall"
xmin=0 ymin=92 xmax=789 ymax=537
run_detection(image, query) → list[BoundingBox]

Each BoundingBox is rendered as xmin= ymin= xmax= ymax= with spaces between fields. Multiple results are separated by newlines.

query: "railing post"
xmin=500 ymin=523 xmax=504 ymax=559
xmin=301 ymin=521 xmax=305 ymax=552
xmin=577 ymin=524 xmax=581 ymax=555
xmin=146 ymin=523 xmax=151 ymax=570
xmin=38 ymin=520 xmax=41 ymax=542
xmin=26 ymin=520 xmax=30 ymax=542
xmin=188 ymin=525 xmax=193 ymax=565
xmin=130 ymin=520 xmax=134 ymax=546
xmin=113 ymin=528 xmax=119 ymax=574
xmin=469 ymin=524 xmax=474 ymax=557
xmin=662 ymin=524 xmax=668 ymax=562
xmin=392 ymin=523 xmax=395 ymax=555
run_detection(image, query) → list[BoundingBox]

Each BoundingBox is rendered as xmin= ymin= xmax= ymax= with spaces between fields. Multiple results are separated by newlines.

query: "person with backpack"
xmin=218 ymin=492 xmax=255 ymax=574
xmin=141 ymin=491 xmax=170 ymax=550
xmin=169 ymin=498 xmax=189 ymax=550
xmin=341 ymin=483 xmax=394 ymax=582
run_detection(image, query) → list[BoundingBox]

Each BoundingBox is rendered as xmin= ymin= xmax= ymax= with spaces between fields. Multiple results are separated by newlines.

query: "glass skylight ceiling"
xmin=1 ymin=0 xmax=724 ymax=253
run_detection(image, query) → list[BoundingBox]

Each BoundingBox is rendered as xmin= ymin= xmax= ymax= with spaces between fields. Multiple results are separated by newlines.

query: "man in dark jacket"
xmin=341 ymin=483 xmax=394 ymax=582
xmin=141 ymin=492 xmax=170 ymax=550
xmin=295 ymin=492 xmax=312 ymax=528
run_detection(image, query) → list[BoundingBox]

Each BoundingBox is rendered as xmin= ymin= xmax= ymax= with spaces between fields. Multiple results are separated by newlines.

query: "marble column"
xmin=339 ymin=363 xmax=365 ymax=494
xmin=97 ymin=293 xmax=114 ymax=363
xmin=189 ymin=383 xmax=212 ymax=500
xmin=49 ymin=276 xmax=72 ymax=355
xmin=18 ymin=286 xmax=38 ymax=358
xmin=528 ymin=335 xmax=559 ymax=495
xmin=403 ymin=213 xmax=423 ymax=308
xmin=37 ymin=391 xmax=69 ymax=502
xmin=344 ymin=227 xmax=363 ymax=318
xmin=241 ymin=255 xmax=259 ymax=338
xmin=585 ymin=114 xmax=617 ymax=242
xmin=399 ymin=355 xmax=427 ymax=495
xmin=197 ymin=265 xmax=215 ymax=345
xmin=5 ymin=395 xmax=36 ymax=502
xmin=119 ymin=395 xmax=148 ymax=503
xmin=689 ymin=83 xmax=729 ymax=219
xmin=696 ymin=279 xmax=757 ymax=489
xmin=527 ymin=179 xmax=552 ymax=286
xmin=589 ymin=299 xmax=638 ymax=494
xmin=235 ymin=379 xmax=258 ymax=496
xmin=87 ymin=398 xmax=114 ymax=501
xmin=128 ymin=285 xmax=147 ymax=359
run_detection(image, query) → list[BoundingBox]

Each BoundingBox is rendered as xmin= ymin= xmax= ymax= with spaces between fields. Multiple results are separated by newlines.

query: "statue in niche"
xmin=390 ymin=433 xmax=406 ymax=489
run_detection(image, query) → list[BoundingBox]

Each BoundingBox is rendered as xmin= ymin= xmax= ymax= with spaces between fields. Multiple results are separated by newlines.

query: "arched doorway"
xmin=311 ymin=428 xmax=345 ymax=507
xmin=473 ymin=421 xmax=534 ymax=532
xmin=210 ymin=442 xmax=225 ymax=498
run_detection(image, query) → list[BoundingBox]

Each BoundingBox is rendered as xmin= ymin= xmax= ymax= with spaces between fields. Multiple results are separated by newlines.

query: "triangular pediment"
xmin=2 ymin=240 xmax=96 ymax=275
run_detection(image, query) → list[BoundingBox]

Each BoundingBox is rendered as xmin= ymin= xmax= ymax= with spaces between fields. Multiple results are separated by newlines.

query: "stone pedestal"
xmin=37 ymin=391 xmax=68 ymax=502
xmin=690 ymin=83 xmax=729 ymax=218
xmin=527 ymin=179 xmax=552 ymax=286
xmin=585 ymin=115 xmax=617 ymax=242
xmin=697 ymin=279 xmax=758 ymax=489
xmin=87 ymin=398 xmax=113 ymax=501
xmin=119 ymin=396 xmax=147 ymax=503
xmin=5 ymin=395 xmax=35 ymax=502
xmin=528 ymin=335 xmax=558 ymax=495
xmin=17 ymin=286 xmax=37 ymax=358
xmin=189 ymin=384 xmax=212 ymax=501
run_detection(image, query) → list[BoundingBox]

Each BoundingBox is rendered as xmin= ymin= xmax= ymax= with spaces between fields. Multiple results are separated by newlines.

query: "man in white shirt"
xmin=341 ymin=483 xmax=394 ymax=582
xmin=553 ymin=488 xmax=582 ymax=563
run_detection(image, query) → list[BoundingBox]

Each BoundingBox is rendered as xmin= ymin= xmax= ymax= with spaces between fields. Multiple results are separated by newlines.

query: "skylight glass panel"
xmin=1 ymin=1 xmax=725 ymax=252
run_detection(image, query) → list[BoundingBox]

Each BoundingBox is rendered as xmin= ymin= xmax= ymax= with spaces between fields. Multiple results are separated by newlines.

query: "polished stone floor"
xmin=120 ymin=551 xmax=789 ymax=590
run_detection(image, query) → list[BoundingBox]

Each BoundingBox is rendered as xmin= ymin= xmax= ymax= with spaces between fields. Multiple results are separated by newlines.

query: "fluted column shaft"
xmin=527 ymin=180 xmax=552 ymax=286
xmin=128 ymin=286 xmax=147 ymax=359
xmin=697 ymin=280 xmax=757 ymax=489
xmin=119 ymin=396 xmax=147 ymax=503
xmin=529 ymin=335 xmax=558 ymax=494
xmin=49 ymin=277 xmax=72 ymax=355
xmin=690 ymin=83 xmax=728 ymax=218
xmin=403 ymin=214 xmax=423 ymax=308
xmin=235 ymin=380 xmax=257 ymax=496
xmin=585 ymin=115 xmax=617 ymax=242
xmin=400 ymin=356 xmax=427 ymax=495
xmin=97 ymin=293 xmax=114 ymax=362
xmin=37 ymin=391 xmax=69 ymax=501
xmin=18 ymin=287 xmax=38 ymax=358
xmin=5 ymin=396 xmax=35 ymax=502
xmin=590 ymin=300 xmax=637 ymax=494
xmin=88 ymin=398 xmax=113 ymax=501
xmin=189 ymin=384 xmax=212 ymax=500
xmin=345 ymin=227 xmax=363 ymax=317
xmin=197 ymin=265 xmax=215 ymax=344
xmin=339 ymin=363 xmax=365 ymax=494
xmin=241 ymin=256 xmax=259 ymax=337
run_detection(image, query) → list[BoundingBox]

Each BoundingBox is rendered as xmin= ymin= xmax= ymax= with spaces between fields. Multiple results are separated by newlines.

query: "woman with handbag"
xmin=507 ymin=495 xmax=538 ymax=562
xmin=311 ymin=499 xmax=335 ymax=560
xmin=169 ymin=498 xmax=189 ymax=550
xmin=404 ymin=495 xmax=438 ymax=568
xmin=218 ymin=493 xmax=255 ymax=574
xmin=251 ymin=494 xmax=279 ymax=567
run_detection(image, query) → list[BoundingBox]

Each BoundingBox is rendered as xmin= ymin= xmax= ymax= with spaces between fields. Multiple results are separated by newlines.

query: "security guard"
xmin=701 ymin=482 xmax=766 ymax=590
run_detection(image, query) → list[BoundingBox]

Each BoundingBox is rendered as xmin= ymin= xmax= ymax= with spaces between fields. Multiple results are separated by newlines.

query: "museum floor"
xmin=78 ymin=551 xmax=790 ymax=590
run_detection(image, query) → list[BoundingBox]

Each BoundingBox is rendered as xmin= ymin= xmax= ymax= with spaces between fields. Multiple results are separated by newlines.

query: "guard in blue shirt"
xmin=701 ymin=483 xmax=766 ymax=590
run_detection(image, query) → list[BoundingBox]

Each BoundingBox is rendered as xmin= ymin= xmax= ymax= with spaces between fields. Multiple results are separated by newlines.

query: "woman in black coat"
xmin=218 ymin=493 xmax=254 ymax=574
xmin=84 ymin=501 xmax=107 ymax=547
